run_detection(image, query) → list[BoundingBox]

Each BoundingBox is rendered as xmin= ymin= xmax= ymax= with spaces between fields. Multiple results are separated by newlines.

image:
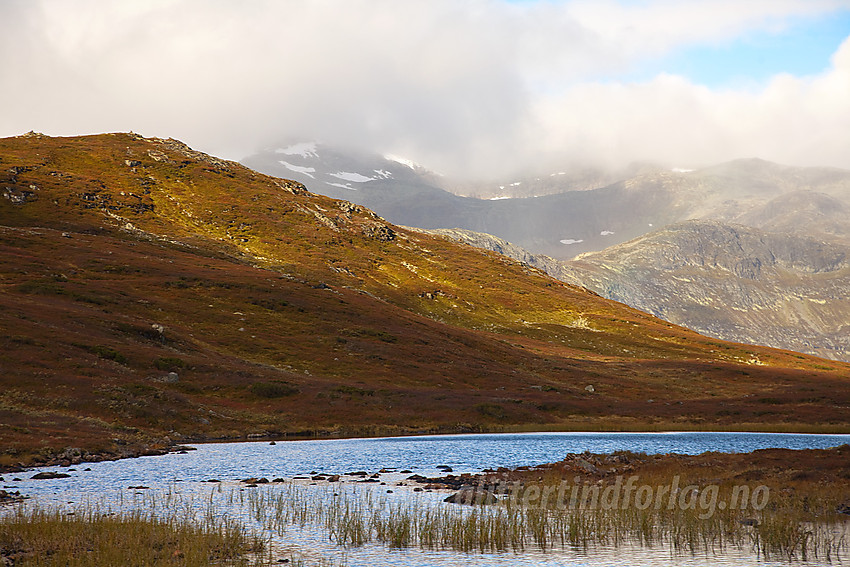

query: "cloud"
xmin=533 ymin=34 xmax=850 ymax=170
xmin=1 ymin=0 xmax=849 ymax=179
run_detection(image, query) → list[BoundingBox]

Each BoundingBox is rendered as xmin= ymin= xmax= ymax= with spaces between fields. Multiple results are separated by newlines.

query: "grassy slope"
xmin=1 ymin=133 xmax=849 ymax=464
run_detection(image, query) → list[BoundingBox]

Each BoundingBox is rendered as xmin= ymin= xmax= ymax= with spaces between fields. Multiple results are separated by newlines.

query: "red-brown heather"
xmin=1 ymin=133 xmax=848 ymax=467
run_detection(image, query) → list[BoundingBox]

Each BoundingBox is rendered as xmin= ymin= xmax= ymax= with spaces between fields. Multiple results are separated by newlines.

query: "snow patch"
xmin=384 ymin=154 xmax=418 ymax=170
xmin=330 ymin=171 xmax=374 ymax=183
xmin=671 ymin=168 xmax=693 ymax=173
xmin=373 ymin=169 xmax=393 ymax=179
xmin=325 ymin=182 xmax=357 ymax=191
xmin=600 ymin=230 xmax=615 ymax=236
xmin=489 ymin=196 xmax=511 ymax=200
xmin=560 ymin=239 xmax=584 ymax=245
xmin=276 ymin=142 xmax=318 ymax=158
xmin=279 ymin=160 xmax=316 ymax=178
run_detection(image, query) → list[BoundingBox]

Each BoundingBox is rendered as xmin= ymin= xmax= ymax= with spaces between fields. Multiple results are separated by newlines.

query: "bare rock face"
xmin=561 ymin=220 xmax=850 ymax=361
xmin=362 ymin=222 xmax=396 ymax=242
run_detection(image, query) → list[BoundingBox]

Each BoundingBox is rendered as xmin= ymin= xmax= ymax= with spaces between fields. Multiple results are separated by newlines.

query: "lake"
xmin=5 ymin=431 xmax=850 ymax=566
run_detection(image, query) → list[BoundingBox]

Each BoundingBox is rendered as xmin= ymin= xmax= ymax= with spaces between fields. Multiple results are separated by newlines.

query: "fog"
xmin=2 ymin=0 xmax=849 ymax=179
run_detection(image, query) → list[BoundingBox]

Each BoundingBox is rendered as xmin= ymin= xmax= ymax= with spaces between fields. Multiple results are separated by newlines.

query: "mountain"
xmin=558 ymin=187 xmax=850 ymax=362
xmin=565 ymin=221 xmax=850 ymax=362
xmin=243 ymin=147 xmax=850 ymax=260
xmin=2 ymin=133 xmax=849 ymax=465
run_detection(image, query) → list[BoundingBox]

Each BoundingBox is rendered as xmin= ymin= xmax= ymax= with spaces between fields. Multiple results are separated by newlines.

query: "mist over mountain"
xmin=244 ymin=146 xmax=850 ymax=262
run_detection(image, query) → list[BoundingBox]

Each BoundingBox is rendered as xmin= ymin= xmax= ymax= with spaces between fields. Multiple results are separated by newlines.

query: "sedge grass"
xmin=0 ymin=503 xmax=267 ymax=566
xmin=238 ymin=477 xmax=848 ymax=562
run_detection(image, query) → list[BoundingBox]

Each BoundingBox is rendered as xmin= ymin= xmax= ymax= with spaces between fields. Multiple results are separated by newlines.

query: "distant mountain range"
xmin=243 ymin=145 xmax=850 ymax=260
xmin=243 ymin=144 xmax=850 ymax=362
xmin=243 ymin=143 xmax=681 ymax=258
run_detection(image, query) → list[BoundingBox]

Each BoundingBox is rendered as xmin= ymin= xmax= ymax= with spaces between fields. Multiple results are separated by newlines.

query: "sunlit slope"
xmin=1 ymin=133 xmax=848 ymax=460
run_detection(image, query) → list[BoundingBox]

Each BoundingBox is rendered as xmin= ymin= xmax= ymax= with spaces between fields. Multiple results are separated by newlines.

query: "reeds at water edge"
xmin=242 ymin=477 xmax=848 ymax=562
xmin=2 ymin=474 xmax=846 ymax=565
xmin=0 ymin=501 xmax=267 ymax=566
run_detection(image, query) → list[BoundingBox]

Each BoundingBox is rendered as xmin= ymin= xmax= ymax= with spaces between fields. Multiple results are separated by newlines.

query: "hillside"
xmin=2 ymin=133 xmax=849 ymax=466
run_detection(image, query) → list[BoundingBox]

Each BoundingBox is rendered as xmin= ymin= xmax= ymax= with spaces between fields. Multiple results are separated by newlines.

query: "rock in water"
xmin=31 ymin=471 xmax=71 ymax=480
xmin=444 ymin=487 xmax=498 ymax=505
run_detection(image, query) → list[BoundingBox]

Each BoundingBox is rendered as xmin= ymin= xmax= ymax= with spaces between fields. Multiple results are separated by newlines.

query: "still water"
xmin=6 ymin=432 xmax=850 ymax=566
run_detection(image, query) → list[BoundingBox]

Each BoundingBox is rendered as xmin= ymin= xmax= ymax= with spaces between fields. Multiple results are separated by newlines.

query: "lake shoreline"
xmin=416 ymin=444 xmax=850 ymax=491
xmin=4 ymin=421 xmax=850 ymax=474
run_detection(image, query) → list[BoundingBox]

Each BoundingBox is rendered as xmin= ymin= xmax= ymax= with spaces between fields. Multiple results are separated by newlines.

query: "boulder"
xmin=575 ymin=458 xmax=601 ymax=475
xmin=444 ymin=487 xmax=498 ymax=505
xmin=31 ymin=471 xmax=71 ymax=480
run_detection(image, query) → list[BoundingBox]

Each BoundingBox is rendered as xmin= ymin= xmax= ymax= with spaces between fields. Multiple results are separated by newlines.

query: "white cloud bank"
xmin=1 ymin=0 xmax=849 ymax=179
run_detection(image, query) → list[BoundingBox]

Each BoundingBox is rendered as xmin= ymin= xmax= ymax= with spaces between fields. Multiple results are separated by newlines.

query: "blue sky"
xmin=645 ymin=10 xmax=850 ymax=87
